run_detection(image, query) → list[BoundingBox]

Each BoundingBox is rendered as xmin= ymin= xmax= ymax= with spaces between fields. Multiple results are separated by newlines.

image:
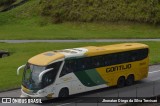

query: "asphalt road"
xmin=0 ymin=65 xmax=160 ymax=106
xmin=0 ymin=39 xmax=160 ymax=43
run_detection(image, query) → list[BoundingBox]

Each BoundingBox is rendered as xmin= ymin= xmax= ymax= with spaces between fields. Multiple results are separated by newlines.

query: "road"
xmin=0 ymin=65 xmax=160 ymax=106
xmin=0 ymin=39 xmax=160 ymax=43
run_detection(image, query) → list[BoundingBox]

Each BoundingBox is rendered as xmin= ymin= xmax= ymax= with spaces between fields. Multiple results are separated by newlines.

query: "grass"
xmin=1 ymin=21 xmax=160 ymax=40
xmin=0 ymin=42 xmax=159 ymax=91
xmin=0 ymin=1 xmax=160 ymax=39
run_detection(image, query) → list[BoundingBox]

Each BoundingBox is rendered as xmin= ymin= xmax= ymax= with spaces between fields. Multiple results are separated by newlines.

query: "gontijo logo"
xmin=106 ymin=64 xmax=132 ymax=73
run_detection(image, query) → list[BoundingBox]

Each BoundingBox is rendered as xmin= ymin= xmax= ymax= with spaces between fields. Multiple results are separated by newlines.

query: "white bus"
xmin=17 ymin=43 xmax=149 ymax=99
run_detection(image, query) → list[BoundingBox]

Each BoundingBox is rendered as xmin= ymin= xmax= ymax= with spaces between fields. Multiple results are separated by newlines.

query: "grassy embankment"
xmin=0 ymin=0 xmax=160 ymax=39
xmin=0 ymin=42 xmax=159 ymax=91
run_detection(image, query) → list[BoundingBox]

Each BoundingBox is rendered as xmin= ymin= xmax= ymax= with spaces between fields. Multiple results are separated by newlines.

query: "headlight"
xmin=47 ymin=93 xmax=54 ymax=99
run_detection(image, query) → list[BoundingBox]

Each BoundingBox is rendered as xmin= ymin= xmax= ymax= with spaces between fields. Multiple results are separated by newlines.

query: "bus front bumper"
xmin=20 ymin=89 xmax=55 ymax=100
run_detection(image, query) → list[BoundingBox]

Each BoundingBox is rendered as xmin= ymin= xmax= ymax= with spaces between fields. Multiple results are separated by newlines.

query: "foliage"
xmin=40 ymin=0 xmax=160 ymax=24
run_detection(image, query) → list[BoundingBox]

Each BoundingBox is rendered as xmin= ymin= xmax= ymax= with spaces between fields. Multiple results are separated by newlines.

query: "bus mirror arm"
xmin=17 ymin=65 xmax=25 ymax=75
xmin=39 ymin=68 xmax=53 ymax=82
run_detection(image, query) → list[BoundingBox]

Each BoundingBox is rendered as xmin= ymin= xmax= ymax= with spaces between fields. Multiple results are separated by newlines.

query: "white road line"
xmin=149 ymin=70 xmax=160 ymax=74
xmin=56 ymin=103 xmax=72 ymax=106
xmin=56 ymin=98 xmax=83 ymax=106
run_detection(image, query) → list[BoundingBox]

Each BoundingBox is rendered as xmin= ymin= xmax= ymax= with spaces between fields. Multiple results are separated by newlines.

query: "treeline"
xmin=39 ymin=0 xmax=160 ymax=24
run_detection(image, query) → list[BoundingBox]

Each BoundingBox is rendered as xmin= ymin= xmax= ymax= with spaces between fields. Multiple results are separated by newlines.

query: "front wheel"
xmin=58 ymin=88 xmax=69 ymax=97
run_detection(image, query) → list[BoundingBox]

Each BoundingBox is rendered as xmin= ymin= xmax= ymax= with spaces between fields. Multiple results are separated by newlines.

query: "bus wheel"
xmin=58 ymin=88 xmax=69 ymax=97
xmin=126 ymin=75 xmax=134 ymax=86
xmin=117 ymin=76 xmax=125 ymax=88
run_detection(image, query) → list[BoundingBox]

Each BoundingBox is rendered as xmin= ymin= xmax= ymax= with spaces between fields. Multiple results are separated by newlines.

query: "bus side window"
xmin=43 ymin=61 xmax=62 ymax=87
xmin=138 ymin=48 xmax=149 ymax=60
xmin=78 ymin=58 xmax=87 ymax=70
xmin=118 ymin=52 xmax=130 ymax=63
xmin=92 ymin=56 xmax=104 ymax=68
xmin=131 ymin=50 xmax=140 ymax=61
xmin=60 ymin=59 xmax=77 ymax=77
xmin=105 ymin=54 xmax=117 ymax=65
xmin=92 ymin=56 xmax=99 ymax=67
xmin=99 ymin=56 xmax=105 ymax=67
xmin=76 ymin=57 xmax=91 ymax=71
xmin=87 ymin=57 xmax=93 ymax=69
xmin=103 ymin=55 xmax=108 ymax=66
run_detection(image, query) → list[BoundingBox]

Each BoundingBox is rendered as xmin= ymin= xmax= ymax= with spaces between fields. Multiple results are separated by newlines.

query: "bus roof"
xmin=28 ymin=43 xmax=148 ymax=66
xmin=28 ymin=51 xmax=65 ymax=66
xmin=28 ymin=48 xmax=88 ymax=66
xmin=84 ymin=43 xmax=149 ymax=56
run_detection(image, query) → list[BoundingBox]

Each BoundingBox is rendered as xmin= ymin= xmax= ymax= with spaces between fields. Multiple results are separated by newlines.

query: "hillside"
xmin=1 ymin=0 xmax=160 ymax=24
xmin=0 ymin=0 xmax=40 ymax=25
xmin=0 ymin=0 xmax=160 ymax=39
xmin=40 ymin=0 xmax=160 ymax=24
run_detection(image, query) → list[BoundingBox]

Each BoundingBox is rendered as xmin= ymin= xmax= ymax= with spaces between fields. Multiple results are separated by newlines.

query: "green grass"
xmin=0 ymin=1 xmax=160 ymax=39
xmin=1 ymin=21 xmax=160 ymax=40
xmin=0 ymin=42 xmax=159 ymax=91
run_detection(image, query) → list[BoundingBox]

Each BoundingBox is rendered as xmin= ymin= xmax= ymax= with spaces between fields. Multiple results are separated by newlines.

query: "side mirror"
xmin=17 ymin=65 xmax=25 ymax=75
xmin=39 ymin=68 xmax=53 ymax=82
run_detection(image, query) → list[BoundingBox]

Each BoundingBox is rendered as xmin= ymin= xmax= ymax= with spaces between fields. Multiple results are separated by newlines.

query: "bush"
xmin=39 ymin=0 xmax=160 ymax=24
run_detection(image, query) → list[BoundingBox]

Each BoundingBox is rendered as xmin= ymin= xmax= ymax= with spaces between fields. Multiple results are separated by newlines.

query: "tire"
xmin=117 ymin=76 xmax=125 ymax=88
xmin=58 ymin=88 xmax=69 ymax=97
xmin=126 ymin=75 xmax=134 ymax=86
xmin=1 ymin=54 xmax=8 ymax=58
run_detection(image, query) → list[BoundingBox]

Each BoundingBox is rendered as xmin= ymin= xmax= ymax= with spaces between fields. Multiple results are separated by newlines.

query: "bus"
xmin=17 ymin=43 xmax=149 ymax=98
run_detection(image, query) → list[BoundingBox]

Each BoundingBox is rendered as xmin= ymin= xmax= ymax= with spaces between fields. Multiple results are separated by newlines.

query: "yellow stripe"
xmin=22 ymin=86 xmax=31 ymax=93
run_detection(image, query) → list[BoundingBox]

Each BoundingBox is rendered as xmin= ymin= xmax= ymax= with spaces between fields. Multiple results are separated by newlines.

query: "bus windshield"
xmin=22 ymin=63 xmax=45 ymax=90
xmin=22 ymin=61 xmax=62 ymax=90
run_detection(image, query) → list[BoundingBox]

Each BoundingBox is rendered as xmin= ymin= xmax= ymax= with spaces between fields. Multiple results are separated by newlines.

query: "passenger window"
xmin=42 ymin=61 xmax=62 ymax=87
xmin=60 ymin=59 xmax=77 ymax=77
xmin=92 ymin=57 xmax=99 ymax=67
xmin=77 ymin=58 xmax=86 ymax=71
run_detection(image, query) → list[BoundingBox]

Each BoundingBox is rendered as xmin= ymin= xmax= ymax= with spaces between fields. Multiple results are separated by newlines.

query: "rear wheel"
xmin=126 ymin=75 xmax=134 ymax=86
xmin=58 ymin=88 xmax=69 ymax=97
xmin=117 ymin=76 xmax=125 ymax=88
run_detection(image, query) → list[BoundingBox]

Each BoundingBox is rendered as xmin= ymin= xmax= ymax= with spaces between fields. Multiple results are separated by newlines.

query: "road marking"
xmin=56 ymin=103 xmax=72 ymax=106
xmin=56 ymin=98 xmax=83 ymax=106
xmin=149 ymin=70 xmax=160 ymax=74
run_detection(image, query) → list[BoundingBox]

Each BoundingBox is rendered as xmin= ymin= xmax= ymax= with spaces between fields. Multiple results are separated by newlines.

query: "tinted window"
xmin=60 ymin=59 xmax=77 ymax=77
xmin=42 ymin=61 xmax=62 ymax=87
xmin=104 ymin=48 xmax=148 ymax=66
xmin=60 ymin=48 xmax=148 ymax=75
